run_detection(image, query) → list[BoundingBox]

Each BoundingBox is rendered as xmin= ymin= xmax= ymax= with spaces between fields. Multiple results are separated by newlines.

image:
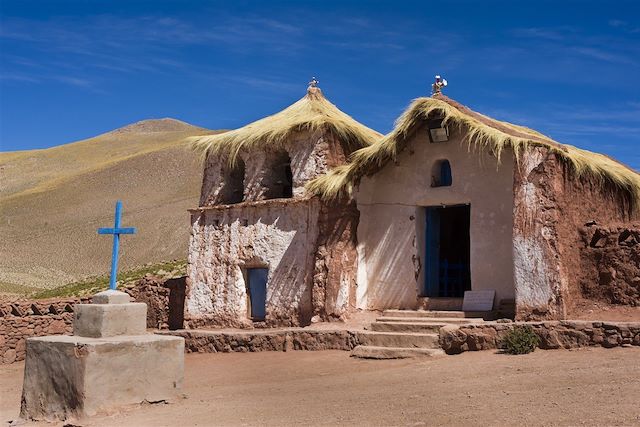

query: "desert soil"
xmin=1 ymin=347 xmax=640 ymax=426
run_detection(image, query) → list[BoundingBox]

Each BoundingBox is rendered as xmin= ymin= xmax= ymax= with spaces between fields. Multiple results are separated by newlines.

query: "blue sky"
xmin=1 ymin=0 xmax=639 ymax=170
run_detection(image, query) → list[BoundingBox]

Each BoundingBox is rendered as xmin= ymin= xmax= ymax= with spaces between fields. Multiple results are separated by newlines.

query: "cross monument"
xmin=98 ymin=200 xmax=136 ymax=290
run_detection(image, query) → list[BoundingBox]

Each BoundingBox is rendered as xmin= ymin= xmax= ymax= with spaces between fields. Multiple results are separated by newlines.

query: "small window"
xmin=432 ymin=160 xmax=452 ymax=187
xmin=427 ymin=118 xmax=449 ymax=143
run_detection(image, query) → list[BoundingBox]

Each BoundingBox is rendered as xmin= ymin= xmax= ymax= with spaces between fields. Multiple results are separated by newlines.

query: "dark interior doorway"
xmin=424 ymin=205 xmax=471 ymax=298
xmin=246 ymin=268 xmax=268 ymax=321
xmin=165 ymin=277 xmax=186 ymax=330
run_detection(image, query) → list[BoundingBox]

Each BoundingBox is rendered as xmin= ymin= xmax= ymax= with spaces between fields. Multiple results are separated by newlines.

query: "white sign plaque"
xmin=462 ymin=290 xmax=496 ymax=311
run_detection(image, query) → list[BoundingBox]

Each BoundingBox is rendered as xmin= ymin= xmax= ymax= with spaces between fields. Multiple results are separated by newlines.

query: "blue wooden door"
xmin=248 ymin=268 xmax=268 ymax=320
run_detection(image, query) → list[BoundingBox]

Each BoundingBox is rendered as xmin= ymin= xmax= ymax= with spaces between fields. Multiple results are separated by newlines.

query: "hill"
xmin=0 ymin=119 xmax=220 ymax=294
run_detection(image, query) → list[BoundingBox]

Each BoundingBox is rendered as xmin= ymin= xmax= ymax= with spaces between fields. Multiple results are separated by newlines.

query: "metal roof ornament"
xmin=431 ymin=75 xmax=448 ymax=96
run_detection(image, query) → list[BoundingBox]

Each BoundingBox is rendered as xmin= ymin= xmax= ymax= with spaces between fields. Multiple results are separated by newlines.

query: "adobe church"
xmin=184 ymin=80 xmax=640 ymax=328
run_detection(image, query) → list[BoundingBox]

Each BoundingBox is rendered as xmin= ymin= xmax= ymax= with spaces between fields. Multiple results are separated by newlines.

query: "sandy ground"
xmin=2 ymin=347 xmax=640 ymax=427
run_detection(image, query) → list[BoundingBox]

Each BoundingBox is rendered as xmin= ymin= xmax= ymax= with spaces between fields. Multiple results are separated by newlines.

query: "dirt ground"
xmin=2 ymin=347 xmax=640 ymax=427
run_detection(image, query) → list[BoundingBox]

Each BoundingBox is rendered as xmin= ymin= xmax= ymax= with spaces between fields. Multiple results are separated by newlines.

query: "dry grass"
xmin=189 ymin=87 xmax=381 ymax=165
xmin=0 ymin=119 xmax=220 ymax=293
xmin=307 ymin=95 xmax=640 ymax=211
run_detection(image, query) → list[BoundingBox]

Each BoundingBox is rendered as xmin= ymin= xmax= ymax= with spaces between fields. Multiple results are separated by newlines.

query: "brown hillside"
xmin=0 ymin=119 xmax=220 ymax=293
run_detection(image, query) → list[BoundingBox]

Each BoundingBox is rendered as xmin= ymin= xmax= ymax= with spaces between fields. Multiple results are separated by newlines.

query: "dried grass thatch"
xmin=189 ymin=87 xmax=381 ymax=165
xmin=307 ymin=95 xmax=640 ymax=211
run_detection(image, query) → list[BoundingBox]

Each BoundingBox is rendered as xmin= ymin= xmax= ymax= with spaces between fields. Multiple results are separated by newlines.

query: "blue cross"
xmin=98 ymin=200 xmax=137 ymax=290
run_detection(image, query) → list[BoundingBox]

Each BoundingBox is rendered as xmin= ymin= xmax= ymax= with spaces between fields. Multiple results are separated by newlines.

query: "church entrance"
xmin=246 ymin=268 xmax=268 ymax=321
xmin=423 ymin=204 xmax=471 ymax=298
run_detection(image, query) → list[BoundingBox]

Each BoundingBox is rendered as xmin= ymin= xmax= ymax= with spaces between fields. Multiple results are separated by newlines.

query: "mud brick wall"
xmin=440 ymin=320 xmax=640 ymax=354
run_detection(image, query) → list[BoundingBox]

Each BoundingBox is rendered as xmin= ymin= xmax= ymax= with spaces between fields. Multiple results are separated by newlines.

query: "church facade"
xmin=184 ymin=86 xmax=640 ymax=327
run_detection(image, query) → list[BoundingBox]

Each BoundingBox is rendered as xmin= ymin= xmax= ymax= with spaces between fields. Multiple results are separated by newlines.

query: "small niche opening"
xmin=431 ymin=159 xmax=452 ymax=187
xmin=220 ymin=158 xmax=245 ymax=204
xmin=263 ymin=151 xmax=293 ymax=199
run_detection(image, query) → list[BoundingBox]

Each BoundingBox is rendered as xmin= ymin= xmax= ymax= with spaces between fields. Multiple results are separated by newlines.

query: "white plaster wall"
xmin=186 ymin=200 xmax=320 ymax=326
xmin=355 ymin=124 xmax=515 ymax=309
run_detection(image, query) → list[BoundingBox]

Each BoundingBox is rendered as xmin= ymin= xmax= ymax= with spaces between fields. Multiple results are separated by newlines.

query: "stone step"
xmin=382 ymin=309 xmax=467 ymax=318
xmin=351 ymin=345 xmax=445 ymax=359
xmin=376 ymin=316 xmax=484 ymax=324
xmin=369 ymin=321 xmax=446 ymax=333
xmin=356 ymin=331 xmax=440 ymax=349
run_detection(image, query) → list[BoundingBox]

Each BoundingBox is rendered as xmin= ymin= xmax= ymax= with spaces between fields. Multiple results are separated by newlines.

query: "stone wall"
xmin=158 ymin=329 xmax=358 ymax=353
xmin=439 ymin=320 xmax=640 ymax=354
xmin=576 ymin=224 xmax=640 ymax=308
xmin=0 ymin=298 xmax=84 ymax=364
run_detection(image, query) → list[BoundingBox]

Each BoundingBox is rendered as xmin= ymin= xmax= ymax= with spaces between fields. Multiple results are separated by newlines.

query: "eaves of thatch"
xmin=189 ymin=87 xmax=382 ymax=165
xmin=307 ymin=94 xmax=640 ymax=211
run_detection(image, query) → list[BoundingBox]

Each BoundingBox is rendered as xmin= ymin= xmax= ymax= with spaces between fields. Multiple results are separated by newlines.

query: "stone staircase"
xmin=352 ymin=309 xmax=485 ymax=359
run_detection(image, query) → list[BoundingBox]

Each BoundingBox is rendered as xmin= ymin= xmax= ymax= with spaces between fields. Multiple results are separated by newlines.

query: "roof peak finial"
xmin=431 ymin=74 xmax=448 ymax=96
xmin=307 ymin=76 xmax=322 ymax=97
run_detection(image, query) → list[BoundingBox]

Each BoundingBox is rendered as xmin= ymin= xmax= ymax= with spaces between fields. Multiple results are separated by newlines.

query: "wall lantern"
xmin=427 ymin=118 xmax=449 ymax=143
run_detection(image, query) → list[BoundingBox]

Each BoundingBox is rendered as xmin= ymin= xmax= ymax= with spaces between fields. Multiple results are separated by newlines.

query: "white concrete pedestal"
xmin=20 ymin=290 xmax=185 ymax=421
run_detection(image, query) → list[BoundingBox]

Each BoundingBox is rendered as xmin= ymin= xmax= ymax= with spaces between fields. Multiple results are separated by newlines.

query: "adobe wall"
xmin=312 ymin=199 xmax=359 ymax=321
xmin=354 ymin=124 xmax=515 ymax=310
xmin=513 ymin=148 xmax=638 ymax=320
xmin=185 ymin=198 xmax=322 ymax=328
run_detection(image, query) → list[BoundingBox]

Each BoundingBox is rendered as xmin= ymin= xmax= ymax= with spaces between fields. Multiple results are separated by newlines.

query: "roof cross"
xmin=97 ymin=200 xmax=137 ymax=290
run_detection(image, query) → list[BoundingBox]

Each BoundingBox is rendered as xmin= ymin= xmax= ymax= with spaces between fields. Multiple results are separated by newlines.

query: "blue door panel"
xmin=248 ymin=268 xmax=268 ymax=320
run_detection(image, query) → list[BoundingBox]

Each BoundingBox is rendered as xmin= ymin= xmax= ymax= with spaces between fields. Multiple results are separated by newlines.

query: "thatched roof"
xmin=190 ymin=87 xmax=382 ymax=165
xmin=307 ymin=94 xmax=640 ymax=211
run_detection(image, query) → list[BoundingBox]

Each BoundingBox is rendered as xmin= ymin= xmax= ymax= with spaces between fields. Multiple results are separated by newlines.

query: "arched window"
xmin=431 ymin=160 xmax=452 ymax=187
xmin=263 ymin=151 xmax=294 ymax=199
xmin=220 ymin=158 xmax=245 ymax=204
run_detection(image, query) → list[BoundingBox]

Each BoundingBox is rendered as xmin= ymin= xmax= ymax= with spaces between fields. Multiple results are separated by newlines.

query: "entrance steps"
xmin=352 ymin=310 xmax=484 ymax=359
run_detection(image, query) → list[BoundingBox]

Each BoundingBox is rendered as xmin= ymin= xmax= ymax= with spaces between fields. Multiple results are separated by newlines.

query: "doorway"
xmin=423 ymin=205 xmax=471 ymax=298
xmin=246 ymin=268 xmax=268 ymax=321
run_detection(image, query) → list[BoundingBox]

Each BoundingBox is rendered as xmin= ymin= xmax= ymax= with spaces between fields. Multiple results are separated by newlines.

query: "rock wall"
xmin=0 ymin=298 xmax=82 ymax=364
xmin=577 ymin=225 xmax=640 ymax=307
xmin=439 ymin=320 xmax=640 ymax=354
xmin=160 ymin=329 xmax=358 ymax=353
